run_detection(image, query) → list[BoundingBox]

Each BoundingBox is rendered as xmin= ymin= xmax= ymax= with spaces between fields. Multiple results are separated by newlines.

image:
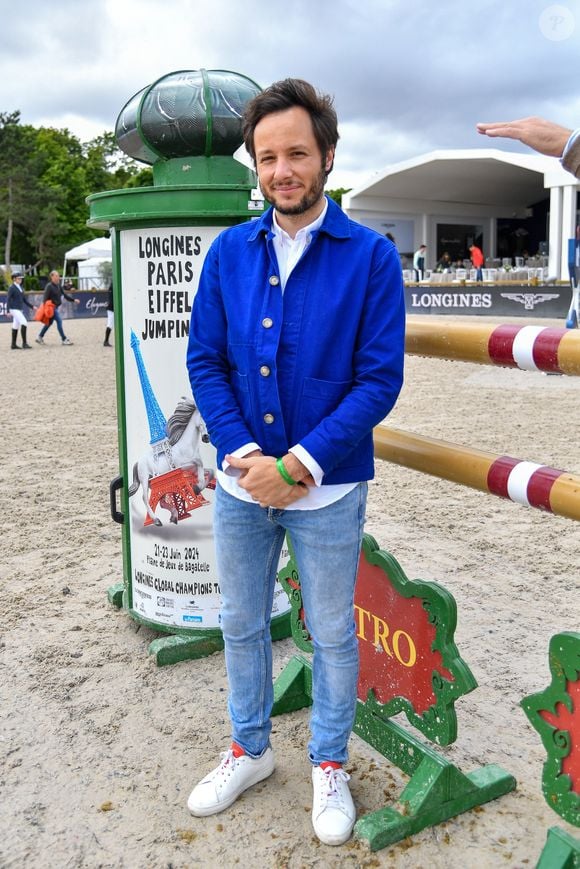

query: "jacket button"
xmin=259 ymin=365 xmax=271 ymax=377
xmin=269 ymin=276 xmax=280 ymax=286
xmin=262 ymin=317 xmax=273 ymax=328
xmin=263 ymin=413 xmax=275 ymax=424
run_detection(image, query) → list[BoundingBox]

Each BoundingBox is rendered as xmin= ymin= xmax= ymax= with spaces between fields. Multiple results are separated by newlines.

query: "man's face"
xmin=253 ymin=106 xmax=333 ymax=219
xmin=51 ymin=272 xmax=60 ymax=284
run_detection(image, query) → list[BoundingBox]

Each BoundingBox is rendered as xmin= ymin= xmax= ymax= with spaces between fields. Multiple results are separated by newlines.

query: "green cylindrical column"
xmin=90 ymin=70 xmax=290 ymax=665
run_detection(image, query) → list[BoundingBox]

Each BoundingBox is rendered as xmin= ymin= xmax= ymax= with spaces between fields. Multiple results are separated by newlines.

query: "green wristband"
xmin=276 ymin=457 xmax=298 ymax=486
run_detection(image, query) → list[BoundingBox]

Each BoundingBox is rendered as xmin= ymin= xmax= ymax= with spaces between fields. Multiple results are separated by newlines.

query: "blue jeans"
xmin=214 ymin=482 xmax=368 ymax=765
xmin=39 ymin=308 xmax=66 ymax=340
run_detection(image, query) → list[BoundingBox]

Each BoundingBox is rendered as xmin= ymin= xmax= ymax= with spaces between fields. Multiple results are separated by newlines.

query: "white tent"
xmin=63 ymin=238 xmax=112 ymax=287
xmin=77 ymin=256 xmax=111 ymax=290
xmin=64 ymin=237 xmax=112 ymax=262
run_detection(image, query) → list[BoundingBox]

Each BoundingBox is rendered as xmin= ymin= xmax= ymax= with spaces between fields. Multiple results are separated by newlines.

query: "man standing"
xmin=7 ymin=272 xmax=35 ymax=349
xmin=186 ymin=79 xmax=405 ymax=846
xmin=469 ymin=243 xmax=485 ymax=282
xmin=413 ymin=244 xmax=426 ymax=281
xmin=36 ymin=271 xmax=79 ymax=345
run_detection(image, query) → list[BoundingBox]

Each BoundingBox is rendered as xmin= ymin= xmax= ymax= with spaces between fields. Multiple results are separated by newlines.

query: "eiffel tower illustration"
xmin=130 ymin=330 xmax=174 ymax=465
xmin=130 ymin=330 xmax=210 ymax=526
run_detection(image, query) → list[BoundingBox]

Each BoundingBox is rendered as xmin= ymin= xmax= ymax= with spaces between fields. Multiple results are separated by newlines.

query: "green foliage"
xmin=0 ymin=112 xmax=149 ymax=271
xmin=326 ymin=187 xmax=351 ymax=207
xmin=0 ymin=111 xmax=49 ymax=267
xmin=23 ymin=275 xmax=40 ymax=292
xmin=124 ymin=166 xmax=154 ymax=188
xmin=98 ymin=260 xmax=113 ymax=285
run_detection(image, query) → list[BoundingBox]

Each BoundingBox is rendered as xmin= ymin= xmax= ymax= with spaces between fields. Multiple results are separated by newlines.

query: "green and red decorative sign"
xmin=354 ymin=535 xmax=476 ymax=746
xmin=274 ymin=533 xmax=515 ymax=851
xmin=278 ymin=533 xmax=476 ymax=746
xmin=522 ymin=632 xmax=580 ymax=828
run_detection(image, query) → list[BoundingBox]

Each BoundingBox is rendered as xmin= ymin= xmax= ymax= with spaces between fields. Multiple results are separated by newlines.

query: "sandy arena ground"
xmin=1 ymin=315 xmax=579 ymax=868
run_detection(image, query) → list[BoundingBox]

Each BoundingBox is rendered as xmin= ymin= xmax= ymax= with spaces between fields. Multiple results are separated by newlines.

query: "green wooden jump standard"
xmin=272 ymin=533 xmax=516 ymax=851
xmin=522 ymin=632 xmax=580 ymax=868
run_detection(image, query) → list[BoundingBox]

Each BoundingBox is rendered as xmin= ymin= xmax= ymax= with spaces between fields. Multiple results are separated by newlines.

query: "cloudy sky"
xmin=1 ymin=0 xmax=578 ymax=190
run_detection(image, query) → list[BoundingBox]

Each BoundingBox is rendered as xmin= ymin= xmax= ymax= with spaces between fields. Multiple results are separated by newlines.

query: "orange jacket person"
xmin=469 ymin=244 xmax=484 ymax=282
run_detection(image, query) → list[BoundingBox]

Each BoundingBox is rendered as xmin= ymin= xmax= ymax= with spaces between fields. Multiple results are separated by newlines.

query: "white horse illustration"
xmin=128 ymin=396 xmax=212 ymax=526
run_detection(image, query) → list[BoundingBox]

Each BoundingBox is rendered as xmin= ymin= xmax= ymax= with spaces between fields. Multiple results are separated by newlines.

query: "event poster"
xmin=119 ymin=226 xmax=290 ymax=629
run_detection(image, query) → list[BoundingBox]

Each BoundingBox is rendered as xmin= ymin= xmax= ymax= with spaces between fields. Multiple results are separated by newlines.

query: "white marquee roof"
xmin=343 ymin=148 xmax=576 ymax=210
xmin=64 ymin=237 xmax=112 ymax=261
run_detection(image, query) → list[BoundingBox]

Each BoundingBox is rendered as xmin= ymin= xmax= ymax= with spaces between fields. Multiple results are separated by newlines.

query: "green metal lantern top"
xmin=115 ymin=69 xmax=261 ymax=165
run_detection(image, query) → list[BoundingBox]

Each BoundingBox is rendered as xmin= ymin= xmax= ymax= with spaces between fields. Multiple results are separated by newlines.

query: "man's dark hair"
xmin=242 ymin=78 xmax=339 ymax=176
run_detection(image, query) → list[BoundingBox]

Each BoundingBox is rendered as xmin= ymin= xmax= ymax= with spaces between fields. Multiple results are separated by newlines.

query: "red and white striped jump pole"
xmin=406 ymin=318 xmax=580 ymax=376
xmin=374 ymin=426 xmax=580 ymax=522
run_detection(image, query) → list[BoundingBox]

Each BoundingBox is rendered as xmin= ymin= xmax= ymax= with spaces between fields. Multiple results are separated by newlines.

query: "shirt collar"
xmin=248 ymin=195 xmax=351 ymax=242
xmin=271 ymin=198 xmax=328 ymax=242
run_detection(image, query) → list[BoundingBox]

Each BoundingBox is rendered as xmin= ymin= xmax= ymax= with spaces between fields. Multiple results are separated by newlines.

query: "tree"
xmin=123 ymin=166 xmax=154 ymax=188
xmin=326 ymin=187 xmax=351 ymax=207
xmin=98 ymin=259 xmax=113 ymax=286
xmin=0 ymin=111 xmax=50 ymax=273
xmin=83 ymin=132 xmax=153 ymax=190
xmin=35 ymin=126 xmax=91 ymax=263
xmin=0 ymin=113 xmax=152 ymax=272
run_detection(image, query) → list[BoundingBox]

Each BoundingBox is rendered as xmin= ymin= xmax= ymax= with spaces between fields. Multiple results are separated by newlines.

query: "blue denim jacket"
xmin=187 ymin=196 xmax=405 ymax=485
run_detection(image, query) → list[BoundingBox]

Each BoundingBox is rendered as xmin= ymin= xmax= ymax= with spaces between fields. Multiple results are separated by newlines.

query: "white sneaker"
xmin=35 ymin=336 xmax=44 ymax=344
xmin=187 ymin=746 xmax=275 ymax=817
xmin=62 ymin=338 xmax=73 ymax=345
xmin=311 ymin=764 xmax=356 ymax=846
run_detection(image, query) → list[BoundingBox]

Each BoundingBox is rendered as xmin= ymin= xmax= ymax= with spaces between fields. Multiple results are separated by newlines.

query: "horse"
xmin=128 ymin=396 xmax=212 ymax=526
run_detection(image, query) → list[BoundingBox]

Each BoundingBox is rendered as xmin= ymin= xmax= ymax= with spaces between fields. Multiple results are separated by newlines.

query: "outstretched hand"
xmin=226 ymin=454 xmax=309 ymax=508
xmin=476 ymin=116 xmax=572 ymax=158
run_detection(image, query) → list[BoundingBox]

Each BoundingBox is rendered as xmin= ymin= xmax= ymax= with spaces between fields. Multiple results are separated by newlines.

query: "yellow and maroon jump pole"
xmin=374 ymin=426 xmax=580 ymax=522
xmin=406 ymin=317 xmax=580 ymax=376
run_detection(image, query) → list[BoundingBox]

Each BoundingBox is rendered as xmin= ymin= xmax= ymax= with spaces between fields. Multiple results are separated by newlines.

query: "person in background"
xmin=469 ymin=243 xmax=485 ymax=281
xmin=36 ymin=271 xmax=79 ymax=345
xmin=186 ymin=77 xmax=405 ymax=847
xmin=476 ymin=117 xmax=580 ymax=180
xmin=436 ymin=251 xmax=453 ymax=273
xmin=413 ymin=244 xmax=426 ymax=281
xmin=104 ymin=282 xmax=114 ymax=347
xmin=7 ymin=272 xmax=35 ymax=349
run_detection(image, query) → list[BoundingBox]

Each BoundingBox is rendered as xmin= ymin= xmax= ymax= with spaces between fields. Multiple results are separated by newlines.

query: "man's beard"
xmin=267 ymin=163 xmax=326 ymax=216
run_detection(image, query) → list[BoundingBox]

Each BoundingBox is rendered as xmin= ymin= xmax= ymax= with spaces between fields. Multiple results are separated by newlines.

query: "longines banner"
xmin=404 ymin=285 xmax=571 ymax=317
xmin=1 ymin=285 xmax=572 ymax=321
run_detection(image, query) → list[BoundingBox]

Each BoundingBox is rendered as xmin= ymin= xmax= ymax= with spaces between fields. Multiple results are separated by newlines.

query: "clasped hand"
xmin=226 ymin=454 xmax=309 ymax=508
